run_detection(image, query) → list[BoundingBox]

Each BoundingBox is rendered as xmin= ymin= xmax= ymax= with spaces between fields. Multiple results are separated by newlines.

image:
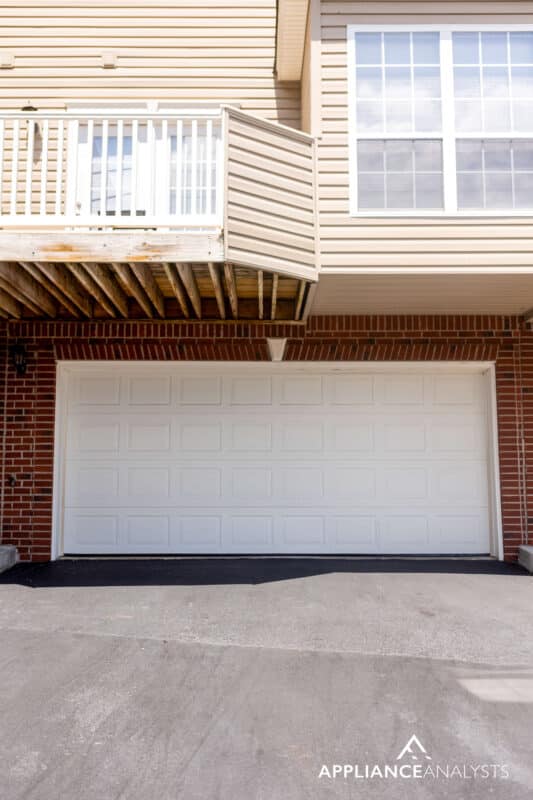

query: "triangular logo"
xmin=396 ymin=735 xmax=432 ymax=762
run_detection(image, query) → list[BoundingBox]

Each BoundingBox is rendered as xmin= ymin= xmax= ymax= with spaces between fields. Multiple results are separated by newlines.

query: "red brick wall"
xmin=0 ymin=316 xmax=530 ymax=561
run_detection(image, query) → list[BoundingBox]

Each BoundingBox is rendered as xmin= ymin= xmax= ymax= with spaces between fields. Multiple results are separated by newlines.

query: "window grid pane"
xmin=452 ymin=31 xmax=533 ymax=134
xmin=354 ymin=31 xmax=442 ymax=136
xmin=352 ymin=28 xmax=533 ymax=212
xmin=456 ymin=138 xmax=533 ymax=209
xmin=358 ymin=140 xmax=444 ymax=210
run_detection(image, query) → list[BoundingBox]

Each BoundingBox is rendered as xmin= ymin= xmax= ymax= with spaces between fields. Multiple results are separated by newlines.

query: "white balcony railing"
xmin=0 ymin=109 xmax=224 ymax=229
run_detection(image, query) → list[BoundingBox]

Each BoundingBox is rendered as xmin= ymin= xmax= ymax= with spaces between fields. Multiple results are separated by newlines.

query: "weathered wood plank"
xmin=224 ymin=262 xmax=238 ymax=319
xmin=257 ymin=269 xmax=264 ymax=320
xmin=176 ymin=263 xmax=202 ymax=319
xmin=208 ymin=262 xmax=226 ymax=319
xmin=19 ymin=262 xmax=83 ymax=317
xmin=129 ymin=264 xmax=165 ymax=317
xmin=163 ymin=263 xmax=190 ymax=318
xmin=80 ymin=263 xmax=129 ymax=317
xmin=67 ymin=264 xmax=117 ymax=317
xmin=0 ymin=287 xmax=22 ymax=318
xmin=30 ymin=262 xmax=92 ymax=316
xmin=294 ymin=279 xmax=306 ymax=321
xmin=112 ymin=263 xmax=154 ymax=318
xmin=0 ymin=232 xmax=224 ymax=264
xmin=270 ymin=272 xmax=278 ymax=320
xmin=0 ymin=262 xmax=57 ymax=316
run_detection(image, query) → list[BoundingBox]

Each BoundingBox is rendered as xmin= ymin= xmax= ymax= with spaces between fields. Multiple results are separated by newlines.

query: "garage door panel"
xmin=128 ymin=422 xmax=172 ymax=452
xmin=383 ymin=374 xmax=425 ymax=405
xmin=179 ymin=375 xmax=222 ymax=405
xmin=433 ymin=374 xmax=479 ymax=405
xmin=326 ymin=373 xmax=375 ymax=405
xmin=128 ymin=375 xmax=172 ymax=406
xmin=61 ymin=365 xmax=493 ymax=555
xmin=65 ymin=466 xmax=120 ymax=506
xmin=432 ymin=462 xmax=488 ymax=505
xmin=75 ymin=375 xmax=121 ymax=407
xmin=230 ymin=422 xmax=272 ymax=452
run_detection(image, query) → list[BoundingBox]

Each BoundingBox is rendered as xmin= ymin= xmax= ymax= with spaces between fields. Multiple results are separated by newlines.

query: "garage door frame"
xmin=51 ymin=361 xmax=503 ymax=560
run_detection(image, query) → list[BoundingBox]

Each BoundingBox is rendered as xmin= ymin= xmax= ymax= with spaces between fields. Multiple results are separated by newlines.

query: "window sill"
xmin=349 ymin=210 xmax=533 ymax=219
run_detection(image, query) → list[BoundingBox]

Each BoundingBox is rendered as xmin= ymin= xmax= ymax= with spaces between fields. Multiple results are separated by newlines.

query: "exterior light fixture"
xmin=10 ymin=343 xmax=28 ymax=376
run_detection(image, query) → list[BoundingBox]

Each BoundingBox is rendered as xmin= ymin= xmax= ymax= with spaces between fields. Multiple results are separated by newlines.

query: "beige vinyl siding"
xmin=301 ymin=12 xmax=312 ymax=133
xmin=0 ymin=0 xmax=300 ymax=127
xmin=225 ymin=108 xmax=318 ymax=280
xmin=319 ymin=0 xmax=533 ymax=270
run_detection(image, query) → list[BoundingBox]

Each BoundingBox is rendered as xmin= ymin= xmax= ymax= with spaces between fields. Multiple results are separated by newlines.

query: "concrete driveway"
xmin=1 ymin=558 xmax=532 ymax=800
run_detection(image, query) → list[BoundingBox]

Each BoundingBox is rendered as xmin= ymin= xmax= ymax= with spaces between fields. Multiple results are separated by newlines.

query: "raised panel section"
xmin=128 ymin=467 xmax=170 ymax=500
xmin=384 ymin=375 xmax=424 ymax=405
xmin=280 ymin=468 xmax=323 ymax=501
xmin=179 ymin=376 xmax=222 ymax=405
xmin=230 ymin=377 xmax=272 ymax=405
xmin=381 ymin=517 xmax=430 ymax=549
xmin=332 ymin=423 xmax=374 ymax=452
xmin=180 ymin=468 xmax=221 ymax=499
xmin=231 ymin=517 xmax=273 ymax=547
xmin=331 ymin=517 xmax=376 ymax=547
xmin=126 ymin=516 xmax=169 ymax=547
xmin=231 ymin=468 xmax=272 ymax=501
xmin=129 ymin=376 xmax=171 ymax=406
xmin=326 ymin=467 xmax=376 ymax=500
xmin=435 ymin=464 xmax=485 ymax=504
xmin=281 ymin=376 xmax=323 ymax=405
xmin=78 ymin=377 xmax=120 ymax=406
xmin=180 ymin=517 xmax=221 ymax=548
xmin=78 ymin=422 xmax=120 ymax=453
xmin=282 ymin=517 xmax=325 ymax=546
xmin=128 ymin=424 xmax=171 ymax=452
xmin=67 ymin=515 xmax=118 ymax=548
xmin=72 ymin=467 xmax=119 ymax=503
xmin=330 ymin=374 xmax=374 ymax=404
xmin=180 ymin=424 xmax=221 ymax=452
xmin=281 ymin=422 xmax=323 ymax=452
xmin=432 ymin=421 xmax=480 ymax=453
xmin=231 ymin=423 xmax=272 ymax=452
xmin=385 ymin=468 xmax=427 ymax=500
xmin=384 ymin=424 xmax=426 ymax=452
xmin=434 ymin=375 xmax=477 ymax=405
xmin=435 ymin=516 xmax=485 ymax=549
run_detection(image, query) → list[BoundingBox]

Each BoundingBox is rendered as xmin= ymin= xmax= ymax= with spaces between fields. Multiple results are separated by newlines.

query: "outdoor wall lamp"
xmin=10 ymin=343 xmax=28 ymax=376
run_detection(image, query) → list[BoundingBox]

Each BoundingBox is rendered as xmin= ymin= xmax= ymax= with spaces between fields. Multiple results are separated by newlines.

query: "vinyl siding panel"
xmin=0 ymin=0 xmax=300 ymax=127
xmin=225 ymin=109 xmax=318 ymax=279
xmin=319 ymin=0 xmax=533 ymax=270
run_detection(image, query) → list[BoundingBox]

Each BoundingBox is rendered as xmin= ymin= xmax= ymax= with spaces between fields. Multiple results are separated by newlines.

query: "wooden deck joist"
xmin=0 ymin=262 xmax=313 ymax=322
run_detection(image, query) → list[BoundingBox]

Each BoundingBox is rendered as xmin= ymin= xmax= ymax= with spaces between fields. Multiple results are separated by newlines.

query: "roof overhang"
xmin=276 ymin=0 xmax=309 ymax=81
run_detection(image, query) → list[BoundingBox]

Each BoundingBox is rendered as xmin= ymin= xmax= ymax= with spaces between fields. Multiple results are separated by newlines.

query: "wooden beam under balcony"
xmin=0 ymin=231 xmax=224 ymax=266
xmin=0 ymin=262 xmax=311 ymax=322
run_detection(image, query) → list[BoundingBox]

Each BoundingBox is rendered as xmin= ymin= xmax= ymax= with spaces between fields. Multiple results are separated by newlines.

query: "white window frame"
xmin=347 ymin=23 xmax=533 ymax=217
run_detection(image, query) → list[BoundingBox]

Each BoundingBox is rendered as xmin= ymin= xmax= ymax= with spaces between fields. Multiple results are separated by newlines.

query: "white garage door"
xmin=58 ymin=363 xmax=494 ymax=555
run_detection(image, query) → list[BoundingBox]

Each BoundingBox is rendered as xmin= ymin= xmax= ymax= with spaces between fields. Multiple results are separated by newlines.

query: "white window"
xmin=347 ymin=25 xmax=533 ymax=215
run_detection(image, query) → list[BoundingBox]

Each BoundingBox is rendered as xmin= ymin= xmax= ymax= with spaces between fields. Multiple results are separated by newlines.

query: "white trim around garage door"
xmin=51 ymin=361 xmax=504 ymax=560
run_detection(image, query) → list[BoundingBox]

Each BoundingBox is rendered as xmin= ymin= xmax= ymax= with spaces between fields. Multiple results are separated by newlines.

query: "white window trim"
xmin=347 ymin=23 xmax=533 ymax=218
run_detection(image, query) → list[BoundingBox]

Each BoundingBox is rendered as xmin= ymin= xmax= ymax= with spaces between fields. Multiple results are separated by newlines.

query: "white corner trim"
xmin=486 ymin=365 xmax=504 ymax=560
